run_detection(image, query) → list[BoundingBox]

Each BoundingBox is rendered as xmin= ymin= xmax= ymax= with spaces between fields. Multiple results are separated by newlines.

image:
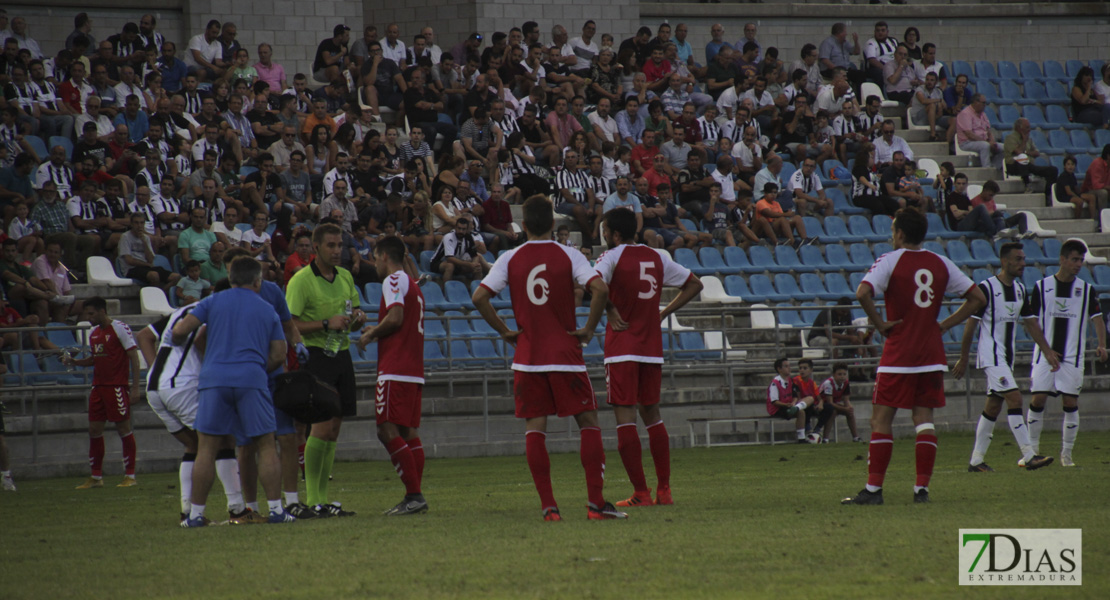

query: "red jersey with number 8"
xmin=90 ymin=319 xmax=137 ymax=386
xmin=594 ymin=244 xmax=692 ymax=363
xmin=861 ymin=248 xmax=973 ymax=373
xmin=479 ymin=240 xmax=599 ymax=372
xmin=377 ymin=270 xmax=425 ymax=383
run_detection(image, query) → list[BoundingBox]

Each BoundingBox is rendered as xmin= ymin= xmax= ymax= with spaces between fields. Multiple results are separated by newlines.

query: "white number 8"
xmin=914 ymin=268 xmax=934 ymax=308
xmin=526 ymin=264 xmax=550 ymax=305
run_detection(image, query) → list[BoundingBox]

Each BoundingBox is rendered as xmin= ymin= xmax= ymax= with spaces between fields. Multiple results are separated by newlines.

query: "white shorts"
xmin=983 ymin=365 xmax=1019 ymax=396
xmin=147 ymin=386 xmax=199 ymax=433
xmin=1030 ymin=361 xmax=1083 ymax=397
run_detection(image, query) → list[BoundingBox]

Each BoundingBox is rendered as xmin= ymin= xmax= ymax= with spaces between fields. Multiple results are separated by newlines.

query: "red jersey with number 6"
xmin=90 ymin=319 xmax=137 ymax=386
xmin=479 ymin=240 xmax=600 ymax=372
xmin=594 ymin=244 xmax=693 ymax=363
xmin=377 ymin=270 xmax=425 ymax=383
xmin=861 ymin=248 xmax=973 ymax=373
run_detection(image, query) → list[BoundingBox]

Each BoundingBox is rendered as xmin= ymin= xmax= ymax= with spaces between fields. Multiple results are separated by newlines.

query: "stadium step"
xmin=993 ymin=193 xmax=1047 ymax=209
xmin=1049 ymin=219 xmax=1098 ymax=234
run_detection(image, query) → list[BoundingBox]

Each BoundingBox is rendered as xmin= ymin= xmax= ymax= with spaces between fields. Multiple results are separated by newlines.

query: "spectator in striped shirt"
xmin=555 ymin=150 xmax=598 ymax=244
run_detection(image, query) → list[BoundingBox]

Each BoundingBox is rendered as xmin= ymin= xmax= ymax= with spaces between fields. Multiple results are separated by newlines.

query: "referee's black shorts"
xmin=303 ymin=347 xmax=358 ymax=418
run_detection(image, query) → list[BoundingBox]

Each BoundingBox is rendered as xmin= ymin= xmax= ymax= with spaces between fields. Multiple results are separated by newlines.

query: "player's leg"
xmin=237 ymin=387 xmax=291 ymax=522
xmin=1027 ymin=392 xmax=1048 ymax=455
xmin=608 ymin=363 xmax=650 ymax=507
xmin=911 ymin=406 xmax=937 ymax=502
xmin=377 ymin=380 xmax=426 ymax=515
xmin=842 ymin=389 xmax=897 ymax=504
xmin=173 ymin=429 xmax=199 ymax=519
xmin=402 ymin=426 xmax=424 ymax=487
xmin=236 ymin=440 xmax=259 ymax=512
xmin=969 ymin=394 xmax=1003 ymax=471
xmin=1001 ymin=390 xmax=1051 ymax=469
xmin=0 ymin=432 xmax=12 ymax=491
xmin=186 ymin=432 xmax=222 ymax=525
xmin=515 ymin=372 xmax=561 ymax=519
xmin=79 ymin=389 xmax=108 ymax=488
xmin=276 ymin=433 xmax=305 ymax=513
xmin=1060 ymin=394 xmax=1079 ymax=467
xmin=639 ymin=401 xmax=672 ymax=505
xmin=115 ymin=421 xmax=138 ymax=482
xmin=574 ymin=408 xmax=625 ymax=519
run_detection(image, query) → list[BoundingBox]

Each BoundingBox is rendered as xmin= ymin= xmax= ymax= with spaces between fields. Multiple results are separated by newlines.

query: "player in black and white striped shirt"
xmin=953 ymin=243 xmax=1057 ymax=472
xmin=554 ymin=151 xmax=597 ymax=242
xmin=1025 ymin=240 xmax=1107 ymax=467
xmin=429 ymin=217 xmax=490 ymax=282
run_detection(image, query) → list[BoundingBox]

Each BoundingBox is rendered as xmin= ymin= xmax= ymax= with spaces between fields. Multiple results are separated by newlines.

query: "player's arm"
xmin=172 ymin=314 xmax=203 ymax=345
xmin=136 ymin=326 xmax=159 ymax=366
xmin=856 ymin=281 xmax=899 ymax=336
xmin=1022 ymin=316 xmax=1060 ymax=371
xmin=127 ymin=347 xmax=141 ymax=403
xmin=574 ymin=277 xmax=608 ymax=345
xmin=473 ymin=286 xmax=519 ymax=345
xmin=660 ymin=274 xmax=703 ymax=322
xmin=267 ymin=339 xmax=287 ymax=373
xmin=951 ymin=316 xmax=978 ymax=379
xmin=291 ymin=313 xmax=349 ymax=334
xmin=359 ymin=305 xmax=402 ymax=348
xmin=939 ymin=285 xmax=987 ymax=334
xmin=1092 ymin=313 xmax=1108 ymax=361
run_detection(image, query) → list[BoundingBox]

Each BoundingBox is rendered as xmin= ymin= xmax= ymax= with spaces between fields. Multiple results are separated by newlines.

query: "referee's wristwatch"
xmin=321 ymin=319 xmax=330 ymax=332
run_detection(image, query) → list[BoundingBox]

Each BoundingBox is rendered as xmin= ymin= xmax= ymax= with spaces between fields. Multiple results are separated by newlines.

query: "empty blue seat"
xmin=698 ymin=247 xmax=739 ymax=275
xmin=848 ymin=243 xmax=874 ymax=270
xmin=998 ymin=61 xmax=1025 ymax=84
xmin=873 ymin=242 xmax=894 ymax=257
xmin=1095 ymin=129 xmax=1110 ymax=149
xmin=470 ymin=339 xmax=504 ymax=366
xmin=1022 ymin=266 xmax=1043 ymax=290
xmin=802 ymin=216 xmax=825 ymax=241
xmin=970 ymin=239 xmax=1001 ymax=266
xmin=1066 ymin=60 xmax=1085 ymax=79
xmin=925 ymin=212 xmax=963 ymax=240
xmin=1023 ymin=105 xmax=1050 ymax=129
xmin=1022 ymin=239 xmax=1052 ymax=266
xmin=1042 ymin=238 xmax=1061 ymax=262
xmin=774 ymin=245 xmax=813 ymax=273
xmin=750 ymin=246 xmax=789 ymax=273
xmin=923 ymin=241 xmax=946 ymax=257
xmin=948 ymin=240 xmax=988 ymax=267
xmin=848 ymin=215 xmax=885 ymax=242
xmin=583 ymin=338 xmax=604 ymax=364
xmin=827 ymin=188 xmax=865 ymax=215
xmin=975 ymin=60 xmax=1000 ymax=83
xmin=424 ymin=340 xmax=447 ymax=368
xmin=1070 ymin=130 xmax=1096 ymax=153
xmin=1078 ymin=266 xmax=1096 ymax=287
xmin=1049 ymin=130 xmax=1080 ymax=155
xmin=1001 ymin=80 xmax=1032 ymax=105
xmin=444 ymin=280 xmax=475 ymax=309
xmin=363 ymin=283 xmax=382 ymax=311
xmin=984 ymin=106 xmax=1010 ymax=131
xmin=1043 ymin=61 xmax=1069 ymax=84
xmin=800 ymin=273 xmax=839 ymax=301
xmin=821 ymin=216 xmax=863 ymax=243
xmin=871 ymin=215 xmax=893 ymax=239
xmin=675 ymin=331 xmax=717 ymax=360
xmin=825 ymin=244 xmax=864 ymax=271
xmin=749 ymin=274 xmax=791 ymax=303
xmin=448 ymin=340 xmax=475 ymax=364
xmin=1076 ymin=154 xmax=1093 ymax=178
xmin=723 ymin=275 xmax=752 ymax=300
xmin=445 ymin=310 xmax=479 ymax=338
xmin=972 ymin=268 xmax=993 ymax=283
xmin=421 ymin=282 xmax=451 ymax=310
xmin=723 ymin=246 xmax=761 ymax=274
xmin=799 ymin=301 xmax=826 ymax=325
xmin=1047 ymin=105 xmax=1084 ymax=130
xmin=48 ymin=136 xmax=74 ymax=160
xmin=423 ymin=313 xmax=447 ymax=340
xmin=995 ymin=106 xmax=1021 ymax=131
xmin=773 ymin=273 xmax=803 ymax=299
xmin=799 ymin=245 xmax=833 ymax=272
xmin=1023 ymin=81 xmax=1050 ymax=105
xmin=849 ymin=271 xmax=866 ymax=291
xmin=674 ymin=248 xmax=704 ymax=275
xmin=1092 ymin=265 xmax=1110 ymax=292
xmin=774 ymin=303 xmax=804 ymax=328
xmin=1019 ymin=60 xmax=1046 ymax=83
xmin=824 ymin=273 xmax=855 ymax=299
xmin=24 ymin=134 xmax=47 ymax=158
xmin=1045 ymin=81 xmax=1070 ymax=104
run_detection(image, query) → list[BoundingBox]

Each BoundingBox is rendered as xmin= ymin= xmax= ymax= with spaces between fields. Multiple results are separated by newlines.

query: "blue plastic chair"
xmin=827 ymin=188 xmax=865 ymax=215
xmin=998 ymin=61 xmax=1024 ymax=83
xmin=1065 ymin=60 xmax=1085 ymax=79
xmin=873 ymin=242 xmax=894 ymax=257
xmin=800 ymin=273 xmax=838 ymax=301
xmin=1047 ymin=105 xmax=1084 ymax=130
xmin=445 ymin=310 xmax=480 ymax=338
xmin=802 ymin=217 xmax=825 ymax=241
xmin=749 ymin=246 xmax=788 ymax=273
xmin=583 ymin=338 xmax=604 ymax=364
xmin=1043 ymin=61 xmax=1069 ymax=84
xmin=983 ymin=106 xmax=1010 ymax=131
xmin=824 ymin=273 xmax=855 ymax=299
xmin=1095 ymin=129 xmax=1110 ymax=149
xmin=871 ymin=215 xmax=893 ymax=239
xmin=698 ymin=247 xmax=738 ymax=275
xmin=970 ymin=239 xmax=1001 ymax=267
xmin=848 ymin=215 xmax=885 ymax=242
xmin=952 ymin=60 xmax=975 ymax=83
xmin=677 ymin=331 xmax=720 ymax=361
xmin=448 ymin=340 xmax=475 ymax=365
xmin=421 ymin=282 xmax=451 ymax=311
xmin=424 ymin=340 xmax=447 ymax=368
xmin=970 ymin=268 xmax=992 ymax=283
xmin=848 ymin=243 xmax=874 ymax=270
xmin=1042 ymin=238 xmax=1061 ymax=263
xmin=819 ymin=217 xmax=862 ymax=243
xmin=363 ymin=283 xmax=382 ymax=311
xmin=925 ymin=212 xmax=962 ymax=240
xmin=1092 ymin=265 xmax=1110 ymax=292
xmin=1045 ymin=81 xmax=1070 ymax=105
xmin=1019 ymin=60 xmax=1045 ymax=82
xmin=849 ymin=272 xmax=866 ymax=292
xmin=423 ymin=312 xmax=447 ymax=340
xmin=723 ymin=246 xmax=762 ymax=274
xmin=48 ymin=136 xmax=74 ymax=160
xmin=948 ymin=240 xmax=988 ymax=267
xmin=24 ymin=134 xmax=47 ymax=159
xmin=749 ymin=274 xmax=791 ymax=303
xmin=774 ymin=245 xmax=812 ymax=273
xmin=1021 ymin=239 xmax=1051 ymax=266
xmin=799 ymin=245 xmax=833 ymax=272
xmin=1023 ymin=81 xmax=1049 ymax=105
xmin=773 ymin=273 xmax=803 ymax=300
xmin=975 ymin=61 xmax=1000 ymax=83
xmin=674 ymin=248 xmax=705 ymax=275
xmin=1049 ymin=130 xmax=1080 ymax=155
xmin=825 ymin=244 xmax=864 ymax=272
xmin=470 ymin=339 xmax=504 ymax=366
xmin=680 ymin=218 xmax=701 ymax=233
xmin=723 ymin=275 xmax=752 ymax=299
xmin=1001 ymin=80 xmax=1033 ymax=105
xmin=998 ymin=105 xmax=1022 ymax=128
xmin=1022 ymin=266 xmax=1043 ymax=290
xmin=444 ymin=280 xmax=475 ymax=309
xmin=774 ymin=303 xmax=804 ymax=328
xmin=1070 ymin=130 xmax=1096 ymax=153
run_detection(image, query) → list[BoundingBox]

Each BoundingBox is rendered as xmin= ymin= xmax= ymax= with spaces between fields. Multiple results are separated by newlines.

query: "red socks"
xmin=579 ymin=426 xmax=606 ymax=508
xmin=525 ymin=430 xmax=556 ymax=510
xmin=646 ymin=421 xmax=671 ymax=490
xmin=408 ymin=436 xmax=425 ymax=486
xmin=385 ymin=436 xmax=420 ymax=495
xmin=616 ymin=424 xmax=648 ymax=494
xmin=915 ymin=432 xmax=938 ymax=488
xmin=120 ymin=432 xmax=136 ymax=476
xmin=89 ymin=435 xmax=105 ymax=477
xmin=867 ymin=432 xmax=894 ymax=489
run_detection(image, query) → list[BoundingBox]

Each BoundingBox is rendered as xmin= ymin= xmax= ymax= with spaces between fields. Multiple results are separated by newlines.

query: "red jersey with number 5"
xmin=479 ymin=240 xmax=599 ymax=372
xmin=594 ymin=244 xmax=693 ymax=363
xmin=861 ymin=248 xmax=972 ymax=373
xmin=90 ymin=319 xmax=137 ymax=386
xmin=377 ymin=270 xmax=425 ymax=383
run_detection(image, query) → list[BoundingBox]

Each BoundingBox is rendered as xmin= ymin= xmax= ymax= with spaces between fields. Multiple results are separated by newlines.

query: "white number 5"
xmin=638 ymin=261 xmax=658 ymax=299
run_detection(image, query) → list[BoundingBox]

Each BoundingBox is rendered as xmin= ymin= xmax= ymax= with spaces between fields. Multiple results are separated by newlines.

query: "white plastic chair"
xmin=918 ymin=158 xmax=940 ymax=180
xmin=750 ymin=303 xmax=776 ymax=329
xmin=966 ymin=184 xmax=983 ymax=199
xmin=800 ymin=330 xmax=828 ymax=359
xmin=140 ymin=287 xmax=175 ymax=316
xmin=698 ymin=276 xmax=744 ymax=304
xmin=861 ymin=82 xmax=900 ymax=109
xmin=1017 ymin=210 xmax=1057 ymax=239
xmin=905 ymin=107 xmax=929 ymax=131
xmin=705 ymin=330 xmax=747 ymax=359
xmin=87 ymin=256 xmax=133 ymax=287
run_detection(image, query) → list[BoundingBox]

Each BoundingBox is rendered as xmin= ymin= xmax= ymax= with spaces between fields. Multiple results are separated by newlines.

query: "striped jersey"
xmin=148 ymin=306 xmax=203 ymax=392
xmin=972 ymin=276 xmax=1034 ymax=369
xmin=1028 ymin=275 xmax=1101 ymax=367
xmin=555 ymin=167 xmax=590 ymax=206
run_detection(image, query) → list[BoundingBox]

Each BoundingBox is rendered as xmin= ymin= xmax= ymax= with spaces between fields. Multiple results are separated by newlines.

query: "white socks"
xmin=970 ymin=413 xmax=995 ymax=465
xmin=1006 ymin=409 xmax=1034 ymax=460
xmin=215 ymin=457 xmax=243 ymax=512
xmin=1027 ymin=405 xmax=1045 ymax=454
xmin=179 ymin=456 xmax=195 ymax=514
xmin=1062 ymin=407 xmax=1079 ymax=452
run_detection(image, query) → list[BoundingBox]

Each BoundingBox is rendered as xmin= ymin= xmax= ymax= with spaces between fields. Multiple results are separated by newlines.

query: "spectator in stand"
xmin=863 ymin=21 xmax=899 ymax=85
xmin=879 ymin=151 xmax=926 ymax=213
xmin=7 ymin=201 xmax=43 ymax=263
xmin=766 ymin=357 xmax=811 ymax=443
xmin=481 ymin=183 xmax=518 ymax=250
xmin=915 ymin=43 xmax=947 ymax=88
xmin=873 ymin=120 xmax=913 ymax=167
xmin=0 ymin=153 xmax=35 ymax=223
xmin=789 ymin=46 xmax=822 ymax=98
xmin=942 ymin=73 xmax=972 ymax=142
xmin=8 ymin=17 xmax=43 ymax=60
xmin=818 ymin=23 xmax=863 ymax=89
xmin=430 ymin=217 xmax=490 ymax=283
xmin=157 ymin=43 xmax=188 ymax=93
xmin=1071 ymin=66 xmax=1109 ymax=127
xmin=1056 ymin=155 xmax=1098 ymax=221
xmin=116 ymin=212 xmax=178 ymax=290
xmin=755 ymin=182 xmax=810 ymax=249
xmin=882 ymin=44 xmax=916 ymax=105
xmin=66 ymin=13 xmax=95 ymax=56
xmin=1096 ymin=64 xmax=1110 ymax=112
xmin=1080 ymin=144 xmax=1110 ymax=213
xmin=946 ymin=172 xmax=996 ymax=237
xmin=910 ymin=72 xmax=946 ymax=142
xmin=1003 ymin=118 xmax=1058 ymax=203
xmin=788 ymin=157 xmax=833 ymax=217
xmin=0 ymin=238 xmax=62 ymax=325
xmin=313 ymin=25 xmax=351 ymax=85
xmin=956 ymin=94 xmax=1004 ymax=169
xmin=32 ymin=240 xmax=85 ymax=322
xmin=184 ymin=20 xmax=226 ymax=81
xmin=29 ymin=59 xmax=76 ymax=140
xmin=405 ymin=70 xmax=456 ymax=158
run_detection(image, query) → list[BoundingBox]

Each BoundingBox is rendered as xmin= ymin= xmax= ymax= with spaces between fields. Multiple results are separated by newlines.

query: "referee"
xmin=286 ymin=223 xmax=367 ymax=517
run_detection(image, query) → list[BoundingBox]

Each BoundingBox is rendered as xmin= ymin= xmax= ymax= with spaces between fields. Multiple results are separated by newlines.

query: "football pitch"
xmin=2 ymin=431 xmax=1107 ymax=600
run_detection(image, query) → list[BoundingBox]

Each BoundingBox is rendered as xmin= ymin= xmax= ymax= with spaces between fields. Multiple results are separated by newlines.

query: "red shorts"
xmin=89 ymin=386 xmax=131 ymax=423
xmin=605 ymin=362 xmax=662 ymax=406
xmin=872 ymin=371 xmax=946 ymax=410
xmin=375 ymin=379 xmax=423 ymax=428
xmin=513 ymin=370 xmax=597 ymax=419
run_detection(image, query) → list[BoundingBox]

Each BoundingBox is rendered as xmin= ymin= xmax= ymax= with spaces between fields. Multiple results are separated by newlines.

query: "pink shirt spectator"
xmin=969 ymin=193 xmax=997 ymax=213
xmin=32 ymin=255 xmax=71 ymax=295
xmin=1081 ymin=157 xmax=1109 ymax=193
xmin=544 ymin=111 xmax=582 ymax=148
xmin=955 ymin=105 xmax=991 ymax=146
xmin=255 ymin=61 xmax=287 ymax=92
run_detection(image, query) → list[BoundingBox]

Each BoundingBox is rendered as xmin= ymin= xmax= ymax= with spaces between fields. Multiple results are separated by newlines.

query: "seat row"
xmin=952 ymin=59 xmax=1104 ymax=86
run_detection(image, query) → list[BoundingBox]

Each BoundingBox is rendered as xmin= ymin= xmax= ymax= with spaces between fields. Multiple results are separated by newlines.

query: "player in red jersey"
xmin=473 ymin=194 xmax=625 ymax=521
xmin=595 ymin=208 xmax=702 ymax=507
xmin=65 ymin=297 xmax=143 ymax=489
xmin=358 ymin=236 xmax=428 ymax=516
xmin=842 ymin=209 xmax=985 ymax=505
xmin=819 ymin=363 xmax=860 ymax=442
xmin=793 ymin=358 xmax=835 ymax=443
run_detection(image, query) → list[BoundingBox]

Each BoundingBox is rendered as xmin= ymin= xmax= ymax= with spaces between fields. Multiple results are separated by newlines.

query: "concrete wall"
xmin=3 ymin=6 xmax=186 ymax=62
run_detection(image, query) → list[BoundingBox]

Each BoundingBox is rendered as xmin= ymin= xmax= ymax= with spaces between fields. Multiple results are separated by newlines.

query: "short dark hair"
xmin=982 ymin=180 xmax=1000 ymax=194
xmin=774 ymin=357 xmax=788 ymax=371
xmin=832 ymin=362 xmax=849 ymax=374
xmin=1060 ymin=239 xmax=1087 ymax=258
xmin=375 ymin=234 xmax=407 ymax=264
xmin=604 ymin=208 xmax=637 ymax=243
xmin=522 ymin=194 xmax=554 ymax=237
xmin=312 ymin=222 xmax=343 ymax=246
xmin=893 ymin=207 xmax=928 ymax=245
xmin=999 ymin=242 xmax=1023 ymax=259
xmin=185 ymin=260 xmax=201 ymax=270
xmin=85 ymin=296 xmax=108 ymax=312
xmin=229 ymin=256 xmax=262 ymax=286
xmin=797 ymin=358 xmax=813 ymax=369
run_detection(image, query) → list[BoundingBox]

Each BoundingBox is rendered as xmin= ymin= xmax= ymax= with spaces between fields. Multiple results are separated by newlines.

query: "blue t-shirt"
xmin=602 ymin=192 xmax=643 ymax=214
xmin=191 ymin=287 xmax=284 ymax=390
xmin=258 ymin=279 xmax=292 ymax=379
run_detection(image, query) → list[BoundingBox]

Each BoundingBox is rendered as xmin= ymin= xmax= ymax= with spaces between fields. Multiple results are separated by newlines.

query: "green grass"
xmin=2 ymin=431 xmax=1108 ymax=599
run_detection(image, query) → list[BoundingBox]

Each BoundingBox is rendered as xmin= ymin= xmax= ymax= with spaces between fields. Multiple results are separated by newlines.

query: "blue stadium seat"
xmin=674 ymin=248 xmax=705 ymax=275
xmin=952 ymin=60 xmax=975 ymax=83
xmin=1043 ymin=61 xmax=1069 ymax=85
xmin=975 ymin=61 xmax=1000 ymax=84
xmin=779 ymin=161 xmax=797 ymax=183
xmin=800 ymin=273 xmax=839 ymax=301
xmin=1065 ymin=60 xmax=1085 ymax=79
xmin=24 ymin=135 xmax=47 ymax=158
xmin=849 ymin=271 xmax=866 ymax=291
xmin=825 ymin=244 xmax=864 ymax=271
xmin=1023 ymin=105 xmax=1050 ymax=129
xmin=848 ymin=215 xmax=885 ymax=242
xmin=355 ymin=285 xmax=373 ymax=312
xmin=1045 ymin=81 xmax=1070 ymax=105
xmin=824 ymin=273 xmax=855 ymax=299
xmin=972 ymin=268 xmax=993 ymax=283
xmin=802 ymin=216 xmax=825 ymax=241
xmin=363 ymin=283 xmax=382 ymax=311
xmin=1022 ymin=266 xmax=1044 ymax=290
xmin=827 ymin=188 xmax=865 ymax=215
xmin=799 ymin=245 xmax=833 ymax=272
xmin=979 ymin=81 xmax=1003 ymax=105
xmin=774 ymin=303 xmax=804 ymax=328
xmin=723 ymin=246 xmax=762 ymax=274
xmin=1001 ymin=80 xmax=1035 ymax=106
xmin=1022 ymin=81 xmax=1050 ymax=106
xmin=1048 ymin=130 xmax=1081 ymax=155
xmin=970 ymin=239 xmax=1001 ymax=266
xmin=419 ymin=250 xmax=436 ymax=275
xmin=448 ymin=340 xmax=475 ymax=364
xmin=1047 ymin=105 xmax=1084 ymax=130
xmin=923 ymin=241 xmax=946 ymax=258
xmin=1041 ymin=239 xmax=1060 ymax=263
xmin=774 ymin=273 xmax=804 ymax=300
xmin=698 ymin=247 xmax=739 ymax=275
xmin=799 ymin=302 xmax=826 ymax=325
xmin=1070 ymin=130 xmax=1097 ymax=153
xmin=1078 ymin=266 xmax=1096 ymax=287
xmin=444 ymin=280 xmax=475 ymax=309
xmin=872 ymin=242 xmax=894 ymax=257
xmin=749 ymin=246 xmax=788 ymax=273
xmin=424 ymin=340 xmax=447 ymax=368
xmin=1092 ymin=60 xmax=1105 ymax=77
xmin=1022 ymin=239 xmax=1052 ymax=266
xmin=871 ymin=215 xmax=893 ymax=239
xmin=469 ymin=313 xmax=500 ymax=337
xmin=775 ymin=245 xmax=813 ymax=273
xmin=1076 ymin=154 xmax=1094 ymax=179
xmin=1019 ymin=60 xmax=1046 ymax=83
xmin=583 ymin=338 xmax=604 ymax=364
xmin=925 ymin=212 xmax=963 ymax=240
xmin=1092 ymin=265 xmax=1110 ymax=293
xmin=445 ymin=310 xmax=480 ymax=339
xmin=680 ymin=218 xmax=701 ymax=233
xmin=48 ymin=136 xmax=74 ymax=160
xmin=470 ymin=339 xmax=504 ymax=366
xmin=1095 ymin=129 xmax=1110 ymax=149
xmin=984 ymin=106 xmax=1010 ymax=131
xmin=675 ymin=331 xmax=716 ymax=360
xmin=749 ymin=274 xmax=791 ymax=303
xmin=998 ymin=105 xmax=1021 ymax=128
xmin=819 ymin=216 xmax=861 ymax=243
xmin=358 ymin=343 xmax=379 ymax=366
xmin=848 ymin=243 xmax=874 ymax=270
xmin=998 ymin=61 xmax=1026 ymax=84
xmin=947 ymin=240 xmax=988 ymax=267
xmin=723 ymin=275 xmax=752 ymax=300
